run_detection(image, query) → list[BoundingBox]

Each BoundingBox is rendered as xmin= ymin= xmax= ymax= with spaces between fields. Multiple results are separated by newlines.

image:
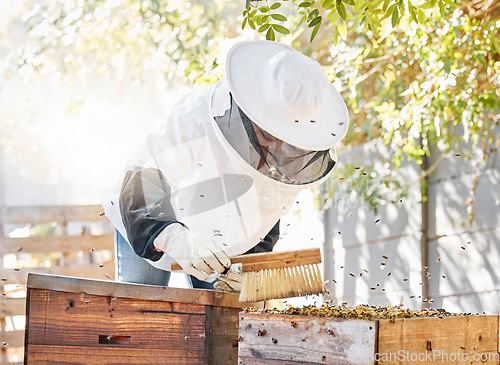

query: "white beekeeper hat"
xmin=224 ymin=40 xmax=349 ymax=151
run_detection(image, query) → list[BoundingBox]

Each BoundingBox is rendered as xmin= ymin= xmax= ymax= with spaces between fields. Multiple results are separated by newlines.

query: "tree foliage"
xmin=243 ymin=0 xmax=499 ymax=220
xmin=243 ymin=0 xmax=454 ymax=42
xmin=333 ymin=2 xmax=497 ymax=221
xmin=4 ymin=0 xmax=241 ymax=85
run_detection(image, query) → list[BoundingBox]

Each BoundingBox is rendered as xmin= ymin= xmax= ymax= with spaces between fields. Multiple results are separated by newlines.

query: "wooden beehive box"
xmin=239 ymin=311 xmax=500 ymax=365
xmin=24 ymin=273 xmax=247 ymax=365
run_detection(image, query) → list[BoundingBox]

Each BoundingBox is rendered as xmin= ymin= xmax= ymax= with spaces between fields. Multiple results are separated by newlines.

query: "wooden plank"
xmin=0 ymin=265 xmax=115 ymax=284
xmin=25 ymin=288 xmax=207 ymax=348
xmin=172 ymin=248 xmax=321 ymax=272
xmin=207 ymin=306 xmax=241 ymax=364
xmin=23 ymin=281 xmax=32 ymax=365
xmin=0 ymin=233 xmax=114 ymax=255
xmin=0 ymin=298 xmax=25 ymax=317
xmin=25 ymin=344 xmax=205 ymax=364
xmin=377 ymin=315 xmax=500 ymax=364
xmin=0 ymin=329 xmax=24 ymax=348
xmin=238 ymin=312 xmax=376 ymax=364
xmin=1 ymin=205 xmax=106 ymax=225
xmin=239 ymin=359 xmax=308 ymax=365
xmin=26 ymin=273 xmax=244 ymax=308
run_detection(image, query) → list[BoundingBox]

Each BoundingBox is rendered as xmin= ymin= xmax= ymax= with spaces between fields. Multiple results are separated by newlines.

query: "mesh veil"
xmin=212 ymin=84 xmax=336 ymax=185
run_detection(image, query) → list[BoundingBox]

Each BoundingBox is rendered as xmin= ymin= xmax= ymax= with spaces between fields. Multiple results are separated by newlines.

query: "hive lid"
xmin=27 ymin=273 xmax=247 ymax=308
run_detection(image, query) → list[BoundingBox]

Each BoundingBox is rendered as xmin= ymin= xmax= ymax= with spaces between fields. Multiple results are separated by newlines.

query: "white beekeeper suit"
xmin=103 ymin=40 xmax=349 ymax=284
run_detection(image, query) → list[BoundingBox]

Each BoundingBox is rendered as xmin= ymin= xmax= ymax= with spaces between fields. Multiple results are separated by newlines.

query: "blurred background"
xmin=0 ymin=0 xmax=499 ymax=362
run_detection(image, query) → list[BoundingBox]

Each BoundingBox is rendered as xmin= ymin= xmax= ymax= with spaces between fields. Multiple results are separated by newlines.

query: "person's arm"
xmin=244 ymin=220 xmax=280 ymax=254
xmin=119 ymin=165 xmax=230 ymax=280
xmin=119 ymin=166 xmax=179 ymax=261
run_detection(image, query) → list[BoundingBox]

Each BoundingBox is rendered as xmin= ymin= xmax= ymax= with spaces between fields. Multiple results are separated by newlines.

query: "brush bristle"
xmin=239 ymin=264 xmax=325 ymax=302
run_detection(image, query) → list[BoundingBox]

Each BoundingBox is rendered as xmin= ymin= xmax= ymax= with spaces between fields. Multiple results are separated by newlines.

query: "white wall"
xmin=325 ymin=139 xmax=500 ymax=314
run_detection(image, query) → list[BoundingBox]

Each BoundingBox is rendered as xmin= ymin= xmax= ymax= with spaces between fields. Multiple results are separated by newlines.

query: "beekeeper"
xmin=103 ymin=40 xmax=349 ymax=290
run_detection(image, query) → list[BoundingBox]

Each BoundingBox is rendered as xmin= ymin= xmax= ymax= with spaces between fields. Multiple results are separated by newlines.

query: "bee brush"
xmin=171 ymin=248 xmax=325 ymax=302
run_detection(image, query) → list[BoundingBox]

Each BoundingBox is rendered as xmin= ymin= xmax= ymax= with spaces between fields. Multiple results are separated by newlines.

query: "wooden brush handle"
xmin=170 ymin=248 xmax=321 ymax=272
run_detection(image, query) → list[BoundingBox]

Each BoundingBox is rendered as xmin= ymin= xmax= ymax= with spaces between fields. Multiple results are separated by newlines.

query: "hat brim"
xmin=225 ymin=40 xmax=349 ymax=151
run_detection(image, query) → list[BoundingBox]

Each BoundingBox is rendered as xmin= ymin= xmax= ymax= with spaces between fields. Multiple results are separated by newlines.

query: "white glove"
xmin=214 ymin=266 xmax=245 ymax=292
xmin=154 ymin=223 xmax=231 ymax=281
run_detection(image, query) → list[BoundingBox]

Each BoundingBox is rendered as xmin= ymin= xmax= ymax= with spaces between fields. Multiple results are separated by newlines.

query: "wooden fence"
xmin=0 ymin=205 xmax=114 ymax=364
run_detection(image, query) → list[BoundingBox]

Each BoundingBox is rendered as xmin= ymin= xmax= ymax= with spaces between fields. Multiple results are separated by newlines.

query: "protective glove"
xmin=214 ymin=265 xmax=245 ymax=292
xmin=154 ymin=223 xmax=231 ymax=281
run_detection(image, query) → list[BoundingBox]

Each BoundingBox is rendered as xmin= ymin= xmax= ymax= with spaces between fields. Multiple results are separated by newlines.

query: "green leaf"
xmin=321 ymin=0 xmax=334 ymax=8
xmin=271 ymin=13 xmax=287 ymax=21
xmin=256 ymin=14 xmax=269 ymax=26
xmin=337 ymin=21 xmax=347 ymax=39
xmin=308 ymin=8 xmax=320 ymax=20
xmin=326 ymin=10 xmax=338 ymax=22
xmin=386 ymin=4 xmax=396 ymax=17
xmin=409 ymin=6 xmax=418 ymax=22
xmin=310 ymin=22 xmax=321 ymax=42
xmin=337 ymin=1 xmax=347 ymax=21
xmin=309 ymin=15 xmax=322 ymax=27
xmin=298 ymin=2 xmax=312 ymax=8
xmin=266 ymin=26 xmax=276 ymax=40
xmin=248 ymin=19 xmax=256 ymax=30
xmin=492 ymin=38 xmax=500 ymax=55
xmin=259 ymin=6 xmax=269 ymax=12
xmin=417 ymin=8 xmax=425 ymax=22
xmin=297 ymin=14 xmax=307 ymax=27
xmin=439 ymin=1 xmax=445 ymax=15
xmin=420 ymin=2 xmax=434 ymax=9
xmin=477 ymin=54 xmax=488 ymax=67
xmin=391 ymin=6 xmax=399 ymax=27
xmin=358 ymin=14 xmax=367 ymax=26
xmin=273 ymin=24 xmax=291 ymax=34
xmin=270 ymin=2 xmax=281 ymax=10
xmin=242 ymin=17 xmax=247 ymax=30
xmin=258 ymin=23 xmax=271 ymax=32
xmin=383 ymin=0 xmax=391 ymax=12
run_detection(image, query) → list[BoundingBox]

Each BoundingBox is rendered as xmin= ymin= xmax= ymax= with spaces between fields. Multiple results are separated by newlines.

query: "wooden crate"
xmin=24 ymin=273 xmax=247 ymax=365
xmin=378 ymin=315 xmax=500 ymax=364
xmin=238 ymin=312 xmax=500 ymax=365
